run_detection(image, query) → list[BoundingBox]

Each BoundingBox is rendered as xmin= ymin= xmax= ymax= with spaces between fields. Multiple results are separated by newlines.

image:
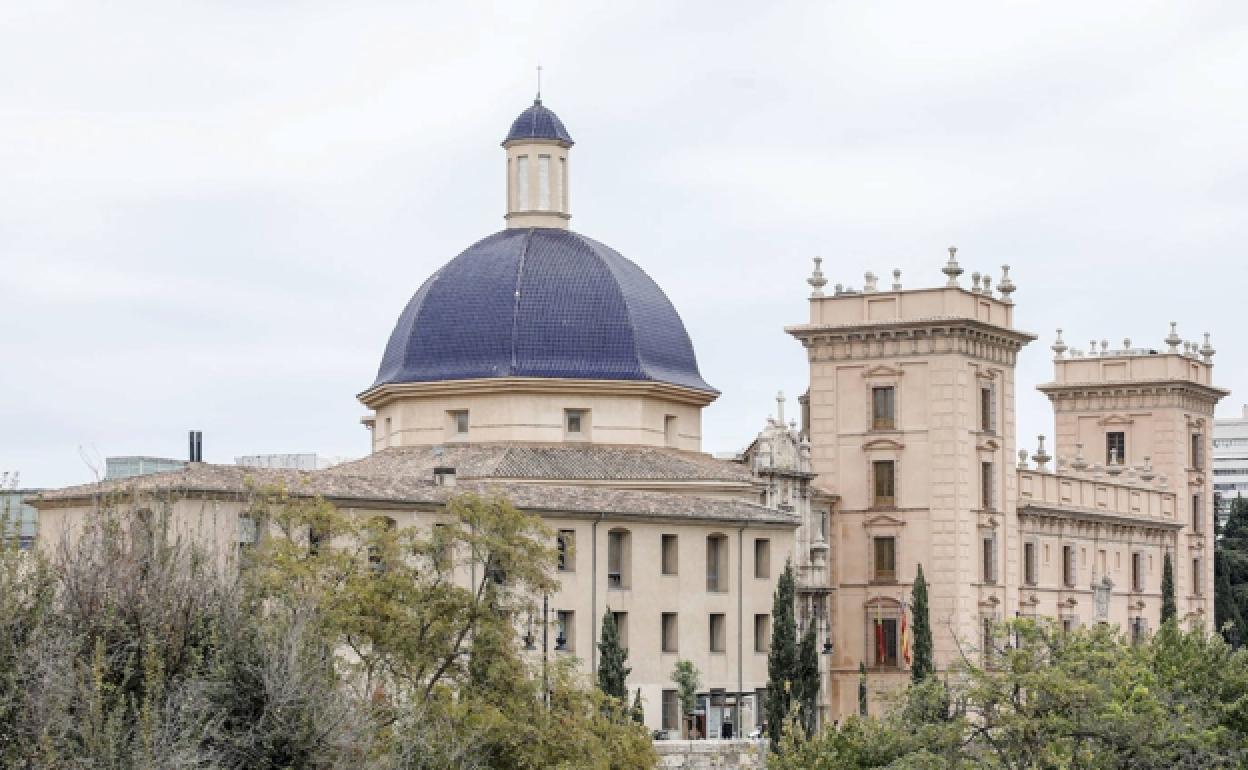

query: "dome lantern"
xmin=502 ymin=98 xmax=574 ymax=229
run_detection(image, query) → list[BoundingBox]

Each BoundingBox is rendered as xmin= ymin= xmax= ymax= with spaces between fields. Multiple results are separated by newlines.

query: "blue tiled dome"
xmin=372 ymin=228 xmax=716 ymax=393
xmin=504 ymin=100 xmax=574 ymax=145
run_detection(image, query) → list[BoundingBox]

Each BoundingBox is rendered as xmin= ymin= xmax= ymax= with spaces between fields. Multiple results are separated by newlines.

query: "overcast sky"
xmin=3 ymin=2 xmax=1246 ymax=488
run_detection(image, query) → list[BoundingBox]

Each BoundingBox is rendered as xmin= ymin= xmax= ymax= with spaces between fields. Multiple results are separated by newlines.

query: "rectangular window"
xmin=538 ymin=155 xmax=551 ymax=209
xmin=662 ymin=613 xmax=679 ymax=653
xmin=433 ymin=522 xmax=452 ymax=569
xmin=1024 ymin=542 xmax=1037 ymax=585
xmin=557 ymin=529 xmax=575 ymax=572
xmin=1063 ymin=545 xmax=1076 ymax=588
xmin=1194 ymin=558 xmax=1203 ymax=596
xmin=1192 ymin=433 xmax=1204 ymax=469
xmin=662 ymin=690 xmax=680 ymax=731
xmin=982 ymin=617 xmax=994 ymax=663
xmin=607 ymin=530 xmax=628 ymax=589
xmin=873 ymin=460 xmax=896 ymax=507
xmin=664 ymin=415 xmax=678 ymax=446
xmin=873 ymin=536 xmax=896 ymax=582
xmin=1130 ymin=617 xmax=1147 ymax=646
xmin=871 ymin=386 xmax=896 ymax=430
xmin=709 ymin=613 xmax=726 ymax=652
xmin=754 ymin=614 xmax=770 ymax=653
xmin=560 ymin=157 xmax=568 ymax=211
xmin=980 ymin=387 xmax=995 ymax=433
xmin=556 ymin=610 xmax=574 ymax=652
xmin=238 ymin=514 xmax=259 ymax=551
xmin=1106 ymin=431 xmax=1126 ymax=465
xmin=982 ymin=536 xmax=996 ymax=584
xmin=516 ymin=155 xmax=530 ymax=209
xmin=450 ymin=410 xmax=469 ymax=436
xmin=706 ymin=535 xmax=728 ymax=592
xmin=1192 ymin=494 xmax=1203 ymax=532
xmin=565 ymin=409 xmax=585 ymax=435
xmin=1061 ymin=616 xmax=1075 ymax=634
xmin=661 ymin=534 xmax=678 ymax=575
xmin=754 ymin=538 xmax=770 ymax=579
xmin=612 ymin=611 xmax=628 ymax=649
xmin=981 ymin=461 xmax=994 ymax=511
xmin=872 ymin=617 xmax=898 ymax=667
xmin=1131 ymin=551 xmax=1144 ymax=592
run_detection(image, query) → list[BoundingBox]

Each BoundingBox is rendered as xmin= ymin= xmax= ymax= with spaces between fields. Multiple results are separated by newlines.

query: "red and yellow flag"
xmin=901 ymin=607 xmax=912 ymax=667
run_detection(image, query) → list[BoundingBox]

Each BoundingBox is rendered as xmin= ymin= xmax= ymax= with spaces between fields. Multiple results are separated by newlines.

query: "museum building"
xmin=31 ymin=96 xmax=1228 ymax=731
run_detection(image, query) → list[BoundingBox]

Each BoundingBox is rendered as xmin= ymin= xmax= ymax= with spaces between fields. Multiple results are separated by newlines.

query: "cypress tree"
xmin=795 ymin=624 xmax=819 ymax=736
xmin=1161 ymin=552 xmax=1177 ymax=625
xmin=857 ymin=662 xmax=867 ymax=717
xmin=911 ymin=563 xmax=934 ymax=682
xmin=1215 ymin=550 xmax=1243 ymax=646
xmin=630 ymin=688 xmax=644 ymax=725
xmin=596 ymin=608 xmax=630 ymax=701
xmin=765 ymin=560 xmax=797 ymax=748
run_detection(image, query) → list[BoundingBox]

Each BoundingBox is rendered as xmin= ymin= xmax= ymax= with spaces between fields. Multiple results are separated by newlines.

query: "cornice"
xmin=358 ymin=377 xmax=719 ymax=409
xmin=1018 ymin=503 xmax=1183 ymax=534
xmin=785 ymin=318 xmax=1036 ymax=366
xmin=1037 ymin=379 xmax=1229 ymax=401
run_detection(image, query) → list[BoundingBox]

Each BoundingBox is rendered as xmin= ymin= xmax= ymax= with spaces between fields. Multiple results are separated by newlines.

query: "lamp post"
xmin=542 ymin=594 xmax=550 ymax=709
xmin=817 ymin=598 xmax=832 ymax=732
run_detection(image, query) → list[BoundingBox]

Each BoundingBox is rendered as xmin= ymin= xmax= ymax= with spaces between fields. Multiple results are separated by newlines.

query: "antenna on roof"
xmin=535 ymin=64 xmax=543 ymax=105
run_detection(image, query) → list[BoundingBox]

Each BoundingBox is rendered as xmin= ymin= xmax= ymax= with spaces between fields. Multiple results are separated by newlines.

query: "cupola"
xmin=502 ymin=97 xmax=574 ymax=229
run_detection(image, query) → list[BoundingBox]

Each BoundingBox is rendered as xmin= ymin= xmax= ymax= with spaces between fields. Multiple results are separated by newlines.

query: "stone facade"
xmin=785 ymin=254 xmax=1226 ymax=719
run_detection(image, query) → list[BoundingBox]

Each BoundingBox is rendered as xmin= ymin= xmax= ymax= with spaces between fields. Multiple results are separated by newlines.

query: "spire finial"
xmin=807 ymin=256 xmax=828 ymax=297
xmin=535 ymin=65 xmax=543 ymax=105
xmin=1051 ymin=328 xmax=1068 ymax=358
xmin=942 ymin=246 xmax=963 ymax=287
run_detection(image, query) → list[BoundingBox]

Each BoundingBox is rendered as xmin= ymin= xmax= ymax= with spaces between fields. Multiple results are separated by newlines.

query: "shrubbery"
xmin=0 ymin=488 xmax=655 ymax=769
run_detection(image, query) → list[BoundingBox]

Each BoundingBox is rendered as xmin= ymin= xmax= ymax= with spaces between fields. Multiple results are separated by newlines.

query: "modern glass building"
xmin=105 ymin=456 xmax=187 ymax=480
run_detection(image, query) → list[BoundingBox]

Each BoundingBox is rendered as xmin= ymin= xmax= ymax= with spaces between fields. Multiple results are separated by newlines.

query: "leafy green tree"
xmin=911 ymin=563 xmax=934 ymax=682
xmin=776 ymin=618 xmax=1248 ymax=769
xmin=669 ymin=660 xmax=701 ymax=738
xmin=596 ymin=608 xmax=630 ymax=702
xmin=1162 ymin=551 xmax=1177 ymax=624
xmin=0 ymin=488 xmax=659 ymax=769
xmin=765 ymin=559 xmax=798 ymax=747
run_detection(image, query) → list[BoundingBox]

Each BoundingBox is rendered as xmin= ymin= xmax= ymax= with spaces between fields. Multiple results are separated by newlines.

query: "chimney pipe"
xmin=189 ymin=430 xmax=203 ymax=463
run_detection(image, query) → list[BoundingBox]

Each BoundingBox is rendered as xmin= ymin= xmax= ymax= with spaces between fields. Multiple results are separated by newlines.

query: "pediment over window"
xmin=864 ymin=365 xmax=904 ymax=379
xmin=1061 ymin=597 xmax=1078 ymax=608
xmin=978 ymin=595 xmax=1001 ymax=608
xmin=1097 ymin=414 xmax=1135 ymax=426
xmin=864 ymin=596 xmax=902 ymax=611
xmin=976 ymin=438 xmax=1001 ymax=452
xmin=863 ymin=438 xmax=904 ymax=452
xmin=975 ymin=368 xmax=1000 ymax=381
xmin=1020 ymin=593 xmax=1040 ymax=606
xmin=863 ymin=514 xmax=905 ymax=530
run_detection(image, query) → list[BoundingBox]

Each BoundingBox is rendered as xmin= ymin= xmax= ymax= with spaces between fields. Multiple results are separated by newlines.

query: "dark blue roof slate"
xmin=372 ymin=228 xmax=716 ymax=394
xmin=504 ymin=100 xmax=574 ymax=145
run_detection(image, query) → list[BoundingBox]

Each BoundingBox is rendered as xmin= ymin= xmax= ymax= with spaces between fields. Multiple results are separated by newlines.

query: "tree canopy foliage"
xmin=0 ymin=487 xmax=655 ymax=769
xmin=1217 ymin=495 xmax=1248 ymax=646
xmin=772 ymin=618 xmax=1248 ymax=769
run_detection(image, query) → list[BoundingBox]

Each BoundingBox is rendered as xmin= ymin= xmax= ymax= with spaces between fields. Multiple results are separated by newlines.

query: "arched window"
xmin=607 ymin=528 xmax=631 ymax=589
